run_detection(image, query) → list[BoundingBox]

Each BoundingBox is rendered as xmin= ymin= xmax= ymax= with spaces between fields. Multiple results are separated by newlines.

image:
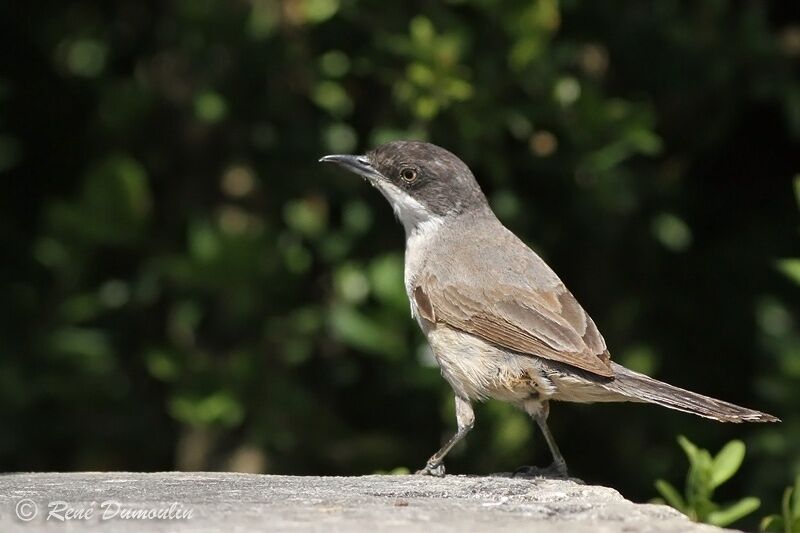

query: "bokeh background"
xmin=1 ymin=0 xmax=798 ymax=524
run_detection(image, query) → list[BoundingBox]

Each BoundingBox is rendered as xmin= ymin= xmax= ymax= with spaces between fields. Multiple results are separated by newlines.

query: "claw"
xmin=512 ymin=461 xmax=568 ymax=479
xmin=414 ymin=462 xmax=446 ymax=477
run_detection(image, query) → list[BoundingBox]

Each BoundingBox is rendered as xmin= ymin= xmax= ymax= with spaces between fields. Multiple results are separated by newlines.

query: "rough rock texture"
xmin=0 ymin=472 xmax=726 ymax=532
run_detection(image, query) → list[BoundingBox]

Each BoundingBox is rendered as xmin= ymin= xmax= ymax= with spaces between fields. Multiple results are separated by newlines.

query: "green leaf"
xmin=784 ymin=485 xmax=794 ymax=526
xmin=792 ymin=476 xmax=800 ymax=518
xmin=655 ymin=479 xmax=686 ymax=513
xmin=696 ymin=449 xmax=714 ymax=473
xmin=677 ymin=435 xmax=700 ymax=464
xmin=710 ymin=440 xmax=745 ymax=488
xmin=759 ymin=515 xmax=782 ymax=532
xmin=707 ymin=497 xmax=760 ymax=527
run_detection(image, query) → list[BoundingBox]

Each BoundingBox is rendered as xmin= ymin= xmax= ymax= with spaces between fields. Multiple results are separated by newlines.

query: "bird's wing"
xmin=412 ymin=230 xmax=613 ymax=377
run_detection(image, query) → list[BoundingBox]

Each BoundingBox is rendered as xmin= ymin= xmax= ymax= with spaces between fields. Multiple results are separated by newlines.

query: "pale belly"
xmin=423 ymin=323 xmax=627 ymax=406
xmin=425 ymin=324 xmax=557 ymax=403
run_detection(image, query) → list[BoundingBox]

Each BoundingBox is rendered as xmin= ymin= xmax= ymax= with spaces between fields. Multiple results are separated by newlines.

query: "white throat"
xmin=374 ymin=180 xmax=444 ymax=319
xmin=373 ymin=180 xmax=443 ymax=238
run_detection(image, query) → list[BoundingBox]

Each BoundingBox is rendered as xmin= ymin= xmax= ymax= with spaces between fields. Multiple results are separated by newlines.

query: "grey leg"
xmin=515 ymin=400 xmax=568 ymax=478
xmin=532 ymin=410 xmax=568 ymax=476
xmin=416 ymin=395 xmax=474 ymax=477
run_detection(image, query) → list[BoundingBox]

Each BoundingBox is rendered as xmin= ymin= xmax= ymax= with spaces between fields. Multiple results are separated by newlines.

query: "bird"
xmin=319 ymin=140 xmax=779 ymax=477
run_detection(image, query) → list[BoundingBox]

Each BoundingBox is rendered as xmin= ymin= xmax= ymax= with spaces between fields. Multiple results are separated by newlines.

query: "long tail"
xmin=607 ymin=363 xmax=779 ymax=423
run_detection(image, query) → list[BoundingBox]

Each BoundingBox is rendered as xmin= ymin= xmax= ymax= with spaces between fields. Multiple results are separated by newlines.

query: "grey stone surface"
xmin=0 ymin=472 xmax=726 ymax=532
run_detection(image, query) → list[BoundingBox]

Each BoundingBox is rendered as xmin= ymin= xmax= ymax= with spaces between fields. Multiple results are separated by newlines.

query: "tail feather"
xmin=608 ymin=363 xmax=779 ymax=423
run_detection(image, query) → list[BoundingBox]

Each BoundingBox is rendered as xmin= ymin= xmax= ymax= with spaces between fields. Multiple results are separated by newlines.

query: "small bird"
xmin=320 ymin=141 xmax=778 ymax=477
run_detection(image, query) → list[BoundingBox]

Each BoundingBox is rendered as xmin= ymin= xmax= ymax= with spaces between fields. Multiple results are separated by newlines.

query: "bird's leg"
xmin=532 ymin=409 xmax=568 ymax=476
xmin=514 ymin=400 xmax=569 ymax=478
xmin=415 ymin=395 xmax=474 ymax=477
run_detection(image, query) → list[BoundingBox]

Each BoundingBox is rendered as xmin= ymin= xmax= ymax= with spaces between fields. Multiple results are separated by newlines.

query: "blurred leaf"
xmin=319 ymin=50 xmax=350 ymax=78
xmin=793 ymin=475 xmax=800 ymax=518
xmin=620 ymin=345 xmax=658 ymax=375
xmin=189 ymin=221 xmax=222 ymax=262
xmin=169 ymin=390 xmax=244 ymax=428
xmin=368 ymin=254 xmax=406 ymax=310
xmin=334 ymin=263 xmax=370 ymax=303
xmin=707 ymin=497 xmax=760 ymax=527
xmin=710 ymin=440 xmax=746 ymax=488
xmin=342 ymin=201 xmax=372 ymax=234
xmin=655 ymin=479 xmax=686 ymax=513
xmin=677 ymin=435 xmax=700 ymax=464
xmin=303 ymin=0 xmax=339 ymax=23
xmin=777 ymin=259 xmax=800 ymax=286
xmin=247 ymin=0 xmax=279 ymax=39
xmin=194 ymin=91 xmax=228 ymax=123
xmin=47 ymin=154 xmax=151 ymax=245
xmin=375 ymin=466 xmax=410 ymax=475
xmin=490 ymin=407 xmax=531 ymax=456
xmin=759 ymin=515 xmax=782 ymax=532
xmin=48 ymin=327 xmax=114 ymax=373
xmin=284 ymin=197 xmax=329 ymax=238
xmin=146 ymin=349 xmax=182 ymax=382
xmin=61 ymin=37 xmax=107 ymax=78
xmin=329 ymin=304 xmax=404 ymax=357
xmin=313 ymin=81 xmax=352 ymax=117
xmin=323 ymin=122 xmax=357 ymax=153
xmin=652 ymin=213 xmax=692 ymax=252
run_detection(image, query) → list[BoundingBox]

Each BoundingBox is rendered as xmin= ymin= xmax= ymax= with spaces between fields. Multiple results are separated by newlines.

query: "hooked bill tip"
xmin=318 ymin=154 xmax=383 ymax=182
xmin=319 ymin=154 xmax=359 ymax=165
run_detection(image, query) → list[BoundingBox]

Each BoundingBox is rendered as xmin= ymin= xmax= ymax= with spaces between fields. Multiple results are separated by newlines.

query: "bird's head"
xmin=320 ymin=141 xmax=489 ymax=234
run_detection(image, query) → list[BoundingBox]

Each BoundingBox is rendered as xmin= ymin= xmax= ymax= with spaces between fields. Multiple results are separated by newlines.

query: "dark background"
xmin=1 ymin=0 xmax=798 ymax=526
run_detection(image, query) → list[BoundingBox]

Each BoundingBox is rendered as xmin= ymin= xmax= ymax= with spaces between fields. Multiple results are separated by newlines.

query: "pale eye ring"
xmin=400 ymin=168 xmax=417 ymax=183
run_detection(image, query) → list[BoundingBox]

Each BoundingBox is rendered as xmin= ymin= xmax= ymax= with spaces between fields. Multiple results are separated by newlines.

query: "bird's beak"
xmin=319 ymin=154 xmax=385 ymax=182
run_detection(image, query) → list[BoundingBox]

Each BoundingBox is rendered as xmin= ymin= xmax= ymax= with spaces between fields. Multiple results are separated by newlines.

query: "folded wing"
xmin=412 ymin=229 xmax=613 ymax=377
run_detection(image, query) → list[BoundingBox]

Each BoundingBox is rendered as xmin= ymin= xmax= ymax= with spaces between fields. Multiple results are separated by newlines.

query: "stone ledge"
xmin=0 ymin=472 xmax=726 ymax=532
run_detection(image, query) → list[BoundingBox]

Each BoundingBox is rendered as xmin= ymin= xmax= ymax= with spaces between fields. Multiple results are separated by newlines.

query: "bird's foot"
xmin=415 ymin=461 xmax=446 ymax=477
xmin=512 ymin=461 xmax=568 ymax=479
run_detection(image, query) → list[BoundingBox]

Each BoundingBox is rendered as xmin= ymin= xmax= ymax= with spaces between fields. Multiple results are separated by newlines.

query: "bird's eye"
xmin=400 ymin=168 xmax=417 ymax=183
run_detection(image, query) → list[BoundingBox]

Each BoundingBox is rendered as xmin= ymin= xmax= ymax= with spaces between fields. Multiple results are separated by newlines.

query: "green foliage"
xmin=0 ymin=0 xmax=796 ymax=514
xmin=761 ymin=476 xmax=800 ymax=533
xmin=655 ymin=436 xmax=760 ymax=527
